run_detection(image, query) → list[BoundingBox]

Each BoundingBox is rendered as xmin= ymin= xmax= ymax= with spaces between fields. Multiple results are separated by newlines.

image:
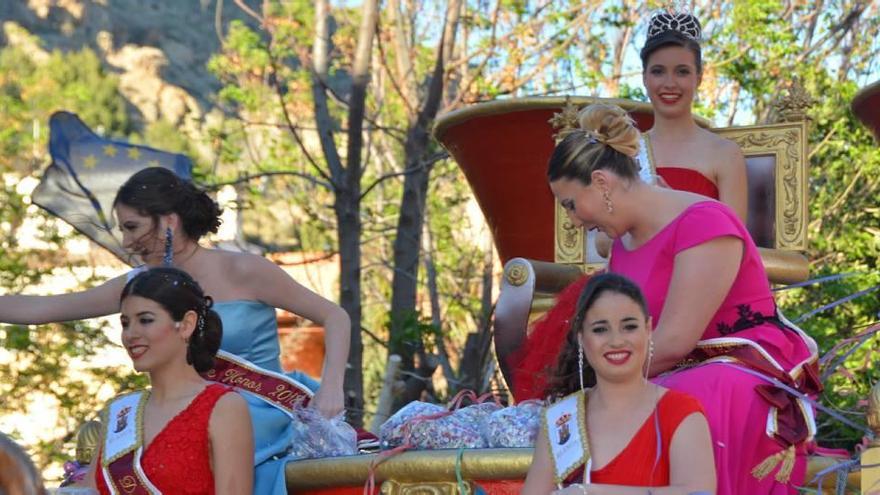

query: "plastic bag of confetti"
xmin=483 ymin=401 xmax=542 ymax=448
xmin=379 ymin=401 xmax=446 ymax=449
xmin=409 ymin=402 xmax=502 ymax=450
xmin=289 ymin=407 xmax=358 ymax=459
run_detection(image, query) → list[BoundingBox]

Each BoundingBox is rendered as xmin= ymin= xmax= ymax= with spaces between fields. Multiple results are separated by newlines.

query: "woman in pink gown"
xmin=545 ymin=103 xmax=819 ymax=494
xmin=510 ymin=11 xmax=749 ymax=402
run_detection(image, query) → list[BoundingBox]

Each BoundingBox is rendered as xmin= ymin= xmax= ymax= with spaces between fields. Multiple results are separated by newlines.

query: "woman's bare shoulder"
xmin=698 ymin=128 xmax=742 ymax=156
xmin=204 ymin=248 xmax=265 ymax=277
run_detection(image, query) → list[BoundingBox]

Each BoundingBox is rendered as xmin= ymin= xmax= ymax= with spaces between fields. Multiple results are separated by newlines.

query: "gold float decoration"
xmin=867 ymin=380 xmax=880 ymax=448
xmin=75 ymin=419 xmax=103 ymax=465
xmin=715 ymin=122 xmax=809 ymax=251
xmin=548 ymin=98 xmax=580 ymax=142
xmin=504 ymin=261 xmax=530 ymax=287
xmin=773 ymin=78 xmax=814 ymax=123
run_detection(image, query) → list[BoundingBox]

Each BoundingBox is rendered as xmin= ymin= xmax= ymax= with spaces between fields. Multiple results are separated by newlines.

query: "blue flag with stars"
xmin=32 ymin=111 xmax=193 ymax=264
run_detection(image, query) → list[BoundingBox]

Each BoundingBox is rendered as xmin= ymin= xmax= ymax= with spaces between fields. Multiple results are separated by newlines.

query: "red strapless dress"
xmin=95 ymin=384 xmax=232 ymax=495
xmin=509 ymin=167 xmax=719 ymax=401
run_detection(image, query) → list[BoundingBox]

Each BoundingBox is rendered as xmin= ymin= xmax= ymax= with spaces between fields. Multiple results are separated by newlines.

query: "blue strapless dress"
xmin=214 ymin=300 xmax=320 ymax=495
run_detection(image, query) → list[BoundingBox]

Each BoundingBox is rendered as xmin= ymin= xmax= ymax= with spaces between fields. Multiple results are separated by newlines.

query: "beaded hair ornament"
xmin=646 ymin=10 xmax=702 ymax=42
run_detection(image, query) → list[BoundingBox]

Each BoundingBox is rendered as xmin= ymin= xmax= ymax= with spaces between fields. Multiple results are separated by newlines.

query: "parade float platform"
xmin=284 ymin=448 xmax=861 ymax=493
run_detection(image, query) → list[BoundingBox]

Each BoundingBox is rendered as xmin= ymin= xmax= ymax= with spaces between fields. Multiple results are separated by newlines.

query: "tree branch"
xmin=360 ymin=151 xmax=449 ymax=201
xmin=265 ymin=50 xmax=337 ymax=188
xmin=310 ymin=0 xmax=347 ymax=183
xmin=205 ymin=170 xmax=333 ymax=190
xmin=232 ymin=0 xmax=264 ymax=27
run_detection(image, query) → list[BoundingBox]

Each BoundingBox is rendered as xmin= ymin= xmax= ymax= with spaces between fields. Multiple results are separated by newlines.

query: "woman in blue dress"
xmin=0 ymin=167 xmax=350 ymax=493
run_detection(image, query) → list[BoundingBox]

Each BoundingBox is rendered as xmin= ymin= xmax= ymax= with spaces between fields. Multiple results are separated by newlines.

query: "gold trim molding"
xmin=380 ymin=481 xmax=464 ymax=495
xmin=554 ymin=202 xmax=584 ymax=265
xmin=715 ymin=121 xmax=809 ymax=251
xmin=433 ymin=97 xmax=712 ymax=143
xmin=286 ymin=448 xmax=533 ymax=491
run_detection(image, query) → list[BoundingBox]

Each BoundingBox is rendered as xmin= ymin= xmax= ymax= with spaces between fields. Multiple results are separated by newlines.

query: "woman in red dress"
xmin=523 ymin=273 xmax=715 ymax=494
xmin=510 ymin=11 xmax=747 ymax=402
xmin=77 ymin=268 xmax=253 ymax=495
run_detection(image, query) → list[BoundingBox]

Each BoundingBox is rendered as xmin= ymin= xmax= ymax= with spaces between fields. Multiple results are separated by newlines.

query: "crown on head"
xmin=646 ymin=11 xmax=702 ymax=42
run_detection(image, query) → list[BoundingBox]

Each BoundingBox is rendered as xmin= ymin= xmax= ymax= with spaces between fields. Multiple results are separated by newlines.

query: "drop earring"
xmin=163 ymin=227 xmax=174 ymax=266
xmin=578 ymin=340 xmax=586 ymax=392
xmin=603 ymin=190 xmax=614 ymax=213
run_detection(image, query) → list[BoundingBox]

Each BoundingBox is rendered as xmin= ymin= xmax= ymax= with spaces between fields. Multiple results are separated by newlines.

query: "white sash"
xmin=635 ymin=134 xmax=657 ymax=185
xmin=543 ymin=390 xmax=590 ymax=484
xmin=101 ymin=391 xmax=161 ymax=495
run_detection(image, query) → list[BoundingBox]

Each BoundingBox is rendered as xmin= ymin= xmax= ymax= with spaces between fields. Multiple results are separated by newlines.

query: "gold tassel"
xmin=774 ymin=445 xmax=797 ymax=483
xmin=751 ymin=449 xmax=785 ymax=480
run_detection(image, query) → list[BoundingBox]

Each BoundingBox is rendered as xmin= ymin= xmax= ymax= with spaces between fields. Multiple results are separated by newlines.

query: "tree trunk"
xmin=388 ymin=0 xmax=462 ymax=408
xmin=337 ymin=0 xmax=379 ymax=427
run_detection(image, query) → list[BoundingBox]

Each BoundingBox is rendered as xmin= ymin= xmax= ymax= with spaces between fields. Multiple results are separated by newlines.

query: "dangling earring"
xmin=643 ymin=339 xmax=655 ymax=380
xmin=602 ymin=190 xmax=614 ymax=213
xmin=578 ymin=340 xmax=586 ymax=392
xmin=163 ymin=227 xmax=174 ymax=266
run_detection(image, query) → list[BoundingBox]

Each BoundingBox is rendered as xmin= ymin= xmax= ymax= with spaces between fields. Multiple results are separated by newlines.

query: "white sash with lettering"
xmin=101 ymin=391 xmax=161 ymax=495
xmin=543 ymin=390 xmax=590 ymax=484
xmin=635 ymin=134 xmax=657 ymax=185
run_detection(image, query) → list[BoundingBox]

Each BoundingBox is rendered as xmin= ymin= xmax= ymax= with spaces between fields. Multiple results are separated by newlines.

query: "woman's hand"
xmin=310 ymin=382 xmax=345 ymax=418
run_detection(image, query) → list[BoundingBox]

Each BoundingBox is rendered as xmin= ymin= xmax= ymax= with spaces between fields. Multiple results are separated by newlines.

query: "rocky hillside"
xmin=1 ymin=0 xmax=256 ymax=152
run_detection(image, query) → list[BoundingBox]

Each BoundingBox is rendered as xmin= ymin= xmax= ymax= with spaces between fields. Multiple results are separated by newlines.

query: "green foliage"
xmin=387 ymin=310 xmax=441 ymax=356
xmin=0 ymin=36 xmax=142 ymax=471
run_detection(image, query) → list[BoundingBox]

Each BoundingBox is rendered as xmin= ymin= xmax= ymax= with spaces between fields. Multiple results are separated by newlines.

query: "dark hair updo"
xmin=547 ymin=103 xmax=641 ymax=185
xmin=545 ymin=273 xmax=650 ymax=398
xmin=113 ymin=167 xmax=222 ymax=241
xmin=121 ymin=267 xmax=222 ymax=373
xmin=640 ymin=11 xmax=703 ymax=74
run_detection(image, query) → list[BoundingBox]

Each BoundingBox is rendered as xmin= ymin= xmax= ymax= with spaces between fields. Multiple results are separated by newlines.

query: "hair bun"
xmin=576 ymin=104 xmax=639 ymax=158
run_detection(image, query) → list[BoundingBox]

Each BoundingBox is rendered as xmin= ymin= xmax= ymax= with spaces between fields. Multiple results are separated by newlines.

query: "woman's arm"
xmin=210 ymin=392 xmax=254 ymax=495
xmin=0 ymin=274 xmax=127 ymax=324
xmin=522 ymin=425 xmax=557 ymax=495
xmin=715 ymin=141 xmax=748 ymax=223
xmin=648 ymin=236 xmax=743 ymax=375
xmin=667 ymin=412 xmax=716 ymax=491
xmin=236 ymin=254 xmax=350 ymax=418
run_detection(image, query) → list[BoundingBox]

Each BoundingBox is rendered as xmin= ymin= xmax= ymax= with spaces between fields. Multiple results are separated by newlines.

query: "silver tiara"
xmin=646 ymin=11 xmax=702 ymax=42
